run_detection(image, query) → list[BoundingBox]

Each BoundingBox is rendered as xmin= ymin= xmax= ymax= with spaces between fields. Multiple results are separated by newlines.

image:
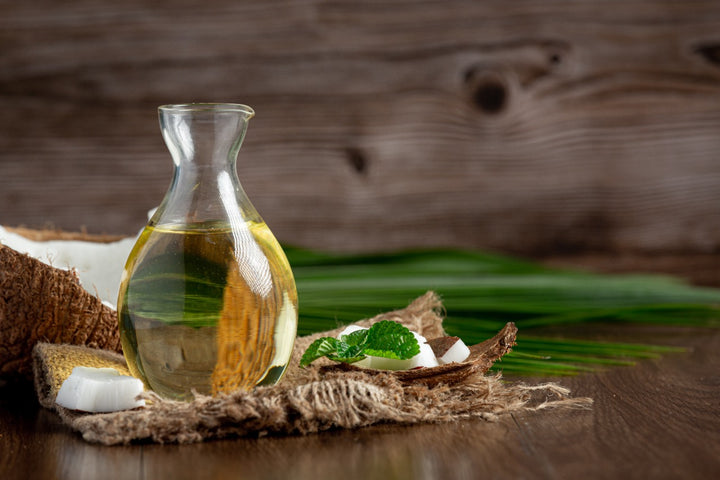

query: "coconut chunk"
xmin=427 ymin=336 xmax=471 ymax=364
xmin=363 ymin=356 xmax=413 ymax=370
xmin=55 ymin=366 xmax=145 ymax=412
xmin=336 ymin=326 xmax=439 ymax=370
xmin=337 ymin=325 xmax=368 ymax=338
xmin=409 ymin=332 xmax=440 ymax=368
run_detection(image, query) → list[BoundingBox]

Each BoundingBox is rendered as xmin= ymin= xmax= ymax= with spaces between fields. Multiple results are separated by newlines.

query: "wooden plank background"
xmin=2 ymin=0 xmax=720 ymax=257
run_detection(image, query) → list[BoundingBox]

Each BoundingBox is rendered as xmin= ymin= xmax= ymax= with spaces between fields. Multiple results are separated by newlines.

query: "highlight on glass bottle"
xmin=117 ymin=103 xmax=298 ymax=401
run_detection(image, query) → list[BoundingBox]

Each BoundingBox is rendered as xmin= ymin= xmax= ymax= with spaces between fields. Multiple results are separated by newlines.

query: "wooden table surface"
xmin=1 ymin=321 xmax=718 ymax=480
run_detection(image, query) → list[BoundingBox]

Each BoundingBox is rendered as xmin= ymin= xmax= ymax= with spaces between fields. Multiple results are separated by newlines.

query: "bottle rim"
xmin=158 ymin=103 xmax=255 ymax=117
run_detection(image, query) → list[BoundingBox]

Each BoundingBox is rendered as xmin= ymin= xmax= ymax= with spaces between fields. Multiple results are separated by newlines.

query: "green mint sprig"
xmin=299 ymin=320 xmax=420 ymax=367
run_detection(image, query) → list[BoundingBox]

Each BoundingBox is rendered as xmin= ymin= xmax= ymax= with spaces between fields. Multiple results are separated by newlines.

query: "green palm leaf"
xmin=286 ymin=247 xmax=720 ymax=376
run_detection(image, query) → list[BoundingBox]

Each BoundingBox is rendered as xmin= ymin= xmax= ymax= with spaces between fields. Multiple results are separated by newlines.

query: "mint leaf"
xmin=309 ymin=340 xmax=368 ymax=365
xmin=340 ymin=329 xmax=368 ymax=347
xmin=335 ymin=341 xmax=365 ymax=360
xmin=300 ymin=337 xmax=341 ymax=367
xmin=327 ymin=354 xmax=367 ymax=364
xmin=299 ymin=320 xmax=421 ymax=368
xmin=363 ymin=320 xmax=420 ymax=360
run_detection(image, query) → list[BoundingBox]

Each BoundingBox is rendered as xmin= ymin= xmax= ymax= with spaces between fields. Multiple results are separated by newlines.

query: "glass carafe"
xmin=117 ymin=103 xmax=298 ymax=400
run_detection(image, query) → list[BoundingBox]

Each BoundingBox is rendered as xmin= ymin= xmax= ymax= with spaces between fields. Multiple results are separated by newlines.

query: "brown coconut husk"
xmin=0 ymin=230 xmax=122 ymax=381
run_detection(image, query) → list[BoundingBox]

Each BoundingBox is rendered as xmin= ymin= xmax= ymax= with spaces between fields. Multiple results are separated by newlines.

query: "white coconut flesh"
xmin=337 ymin=325 xmax=468 ymax=371
xmin=55 ymin=366 xmax=145 ymax=412
xmin=0 ymin=226 xmax=135 ymax=309
xmin=437 ymin=338 xmax=472 ymax=365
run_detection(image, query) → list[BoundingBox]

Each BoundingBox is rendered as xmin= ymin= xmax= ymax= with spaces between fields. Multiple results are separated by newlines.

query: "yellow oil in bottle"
xmin=117 ymin=221 xmax=297 ymax=400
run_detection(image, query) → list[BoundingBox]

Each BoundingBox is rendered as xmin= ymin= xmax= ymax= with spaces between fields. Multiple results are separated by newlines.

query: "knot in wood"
xmin=464 ymin=68 xmax=509 ymax=115
xmin=345 ymin=147 xmax=368 ymax=175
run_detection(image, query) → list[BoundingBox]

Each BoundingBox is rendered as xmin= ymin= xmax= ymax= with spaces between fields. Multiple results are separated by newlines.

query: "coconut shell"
xmin=321 ymin=322 xmax=518 ymax=387
xmin=0 ymin=243 xmax=122 ymax=382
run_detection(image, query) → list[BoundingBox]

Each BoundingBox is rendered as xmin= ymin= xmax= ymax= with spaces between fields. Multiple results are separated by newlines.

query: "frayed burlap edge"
xmin=33 ymin=291 xmax=592 ymax=445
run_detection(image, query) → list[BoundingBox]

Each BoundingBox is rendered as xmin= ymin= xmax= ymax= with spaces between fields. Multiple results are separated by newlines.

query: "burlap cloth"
xmin=32 ymin=292 xmax=591 ymax=445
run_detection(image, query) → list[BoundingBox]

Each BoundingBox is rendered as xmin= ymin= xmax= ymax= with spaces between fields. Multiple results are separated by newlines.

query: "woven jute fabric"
xmin=32 ymin=292 xmax=591 ymax=445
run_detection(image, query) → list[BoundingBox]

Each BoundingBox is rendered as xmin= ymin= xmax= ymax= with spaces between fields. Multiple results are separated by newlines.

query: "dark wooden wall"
xmin=3 ymin=1 xmax=720 ymax=256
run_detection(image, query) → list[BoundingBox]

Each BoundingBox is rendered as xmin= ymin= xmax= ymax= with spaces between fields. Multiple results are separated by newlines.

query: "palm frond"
xmin=286 ymin=247 xmax=720 ymax=376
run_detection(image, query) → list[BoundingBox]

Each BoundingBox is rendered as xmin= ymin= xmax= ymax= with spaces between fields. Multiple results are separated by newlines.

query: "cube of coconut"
xmin=55 ymin=366 xmax=145 ymax=412
xmin=426 ymin=336 xmax=471 ymax=364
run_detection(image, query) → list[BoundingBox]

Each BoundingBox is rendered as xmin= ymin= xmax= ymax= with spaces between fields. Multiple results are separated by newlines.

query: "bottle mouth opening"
xmin=159 ymin=103 xmax=255 ymax=118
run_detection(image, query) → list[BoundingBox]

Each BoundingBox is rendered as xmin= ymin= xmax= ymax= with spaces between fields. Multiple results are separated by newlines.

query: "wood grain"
xmin=512 ymin=326 xmax=720 ymax=479
xmin=2 ymin=324 xmax=718 ymax=479
xmin=2 ymin=1 xmax=720 ymax=256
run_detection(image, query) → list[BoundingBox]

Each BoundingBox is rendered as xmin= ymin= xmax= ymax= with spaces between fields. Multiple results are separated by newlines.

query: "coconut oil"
xmin=118 ymin=221 xmax=297 ymax=400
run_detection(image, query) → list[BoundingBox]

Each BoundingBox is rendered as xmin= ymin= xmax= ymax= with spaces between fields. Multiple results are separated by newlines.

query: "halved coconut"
xmin=0 ymin=227 xmax=133 ymax=381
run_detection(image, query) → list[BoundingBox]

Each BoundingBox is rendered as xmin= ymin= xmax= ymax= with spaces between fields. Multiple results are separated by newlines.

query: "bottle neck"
xmin=153 ymin=104 xmax=257 ymax=227
xmin=160 ymin=104 xmax=253 ymax=170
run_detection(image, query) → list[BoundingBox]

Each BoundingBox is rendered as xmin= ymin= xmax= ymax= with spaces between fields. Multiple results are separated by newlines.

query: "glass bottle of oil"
xmin=117 ymin=103 xmax=298 ymax=401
